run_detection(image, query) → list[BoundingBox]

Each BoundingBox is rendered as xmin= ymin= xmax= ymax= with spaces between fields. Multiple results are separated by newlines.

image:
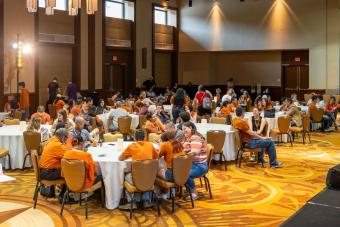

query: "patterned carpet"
xmin=1 ymin=132 xmax=340 ymax=227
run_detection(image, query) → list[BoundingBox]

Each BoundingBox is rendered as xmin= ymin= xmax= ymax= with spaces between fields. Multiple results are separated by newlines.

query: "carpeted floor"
xmin=1 ymin=132 xmax=340 ymax=227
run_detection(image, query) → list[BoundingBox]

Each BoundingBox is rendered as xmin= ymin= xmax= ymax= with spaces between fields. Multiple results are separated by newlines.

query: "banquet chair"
xmin=207 ymin=130 xmax=227 ymax=170
xmin=118 ymin=116 xmax=132 ymax=140
xmin=304 ymin=94 xmax=312 ymax=103
xmin=148 ymin=133 xmax=161 ymax=143
xmin=211 ymin=101 xmax=216 ymax=113
xmin=60 ymin=159 xmax=104 ymax=219
xmin=31 ymin=150 xmax=65 ymax=209
xmin=198 ymin=144 xmax=214 ymax=199
xmin=155 ymin=155 xmax=194 ymax=212
xmin=23 ymin=131 xmax=42 ymax=170
xmin=4 ymin=119 xmax=20 ymax=125
xmin=48 ymin=104 xmax=56 ymax=121
xmin=323 ymin=95 xmax=330 ymax=105
xmin=335 ymin=95 xmax=340 ymax=105
xmin=123 ymin=159 xmax=160 ymax=219
xmin=14 ymin=111 xmax=23 ymax=120
xmin=103 ymin=133 xmax=123 ymax=142
xmin=210 ymin=117 xmax=227 ymax=124
xmin=139 ymin=115 xmax=147 ymax=129
xmin=269 ymin=116 xmax=293 ymax=146
xmin=310 ymin=108 xmax=325 ymax=131
xmin=234 ymin=129 xmax=264 ymax=168
xmin=0 ymin=148 xmax=11 ymax=170
xmin=290 ymin=115 xmax=311 ymax=144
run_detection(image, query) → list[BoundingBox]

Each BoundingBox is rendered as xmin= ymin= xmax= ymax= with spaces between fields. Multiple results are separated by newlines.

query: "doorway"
xmin=104 ymin=62 xmax=127 ymax=97
xmin=282 ymin=65 xmax=309 ymax=100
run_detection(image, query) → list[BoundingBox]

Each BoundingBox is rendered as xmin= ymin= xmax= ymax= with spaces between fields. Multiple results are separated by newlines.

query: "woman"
xmin=171 ymin=88 xmax=187 ymax=123
xmin=96 ymin=99 xmax=109 ymax=115
xmin=90 ymin=119 xmax=105 ymax=142
xmin=145 ymin=113 xmax=165 ymax=134
xmin=261 ymin=97 xmax=273 ymax=110
xmin=182 ymin=121 xmax=208 ymax=201
xmin=251 ymin=108 xmax=268 ymax=136
xmin=325 ymin=96 xmax=340 ymax=127
xmin=54 ymin=94 xmax=65 ymax=113
xmin=239 ymin=91 xmax=252 ymax=111
xmin=156 ymin=105 xmax=170 ymax=124
xmin=27 ymin=117 xmax=50 ymax=142
xmin=51 ymin=109 xmax=75 ymax=133
xmin=158 ymin=130 xmax=185 ymax=180
xmin=185 ymin=104 xmax=197 ymax=122
xmin=221 ymin=88 xmax=234 ymax=104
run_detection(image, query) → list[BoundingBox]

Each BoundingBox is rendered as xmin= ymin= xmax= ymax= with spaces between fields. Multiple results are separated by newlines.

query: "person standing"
xmin=18 ymin=81 xmax=30 ymax=121
xmin=66 ymin=81 xmax=78 ymax=101
xmin=48 ymin=77 xmax=59 ymax=103
xmin=194 ymin=85 xmax=212 ymax=118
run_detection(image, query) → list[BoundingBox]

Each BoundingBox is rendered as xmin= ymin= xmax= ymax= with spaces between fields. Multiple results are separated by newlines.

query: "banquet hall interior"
xmin=1 ymin=0 xmax=340 ymax=226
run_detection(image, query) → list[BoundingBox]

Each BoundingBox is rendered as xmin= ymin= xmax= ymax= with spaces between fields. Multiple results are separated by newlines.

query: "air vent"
xmin=155 ymin=43 xmax=174 ymax=50
xmin=106 ymin=39 xmax=131 ymax=48
xmin=39 ymin=33 xmax=75 ymax=44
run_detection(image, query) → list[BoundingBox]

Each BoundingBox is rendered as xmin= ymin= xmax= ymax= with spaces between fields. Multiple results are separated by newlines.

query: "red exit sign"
xmin=112 ymin=56 xmax=118 ymax=61
xmin=294 ymin=57 xmax=301 ymax=62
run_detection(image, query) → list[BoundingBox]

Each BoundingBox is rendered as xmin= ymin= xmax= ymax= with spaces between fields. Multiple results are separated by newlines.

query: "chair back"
xmin=131 ymin=159 xmax=158 ymax=192
xmin=210 ymin=117 xmax=227 ymax=124
xmin=304 ymin=94 xmax=312 ymax=103
xmin=278 ymin=116 xmax=291 ymax=133
xmin=23 ymin=131 xmax=41 ymax=154
xmin=48 ymin=104 xmax=56 ymax=119
xmin=335 ymin=95 xmax=340 ymax=104
xmin=31 ymin=150 xmax=40 ymax=182
xmin=323 ymin=95 xmax=330 ymax=105
xmin=14 ymin=111 xmax=23 ymax=120
xmin=118 ymin=116 xmax=132 ymax=134
xmin=173 ymin=155 xmax=193 ymax=186
xmin=233 ymin=129 xmax=243 ymax=150
xmin=4 ymin=119 xmax=20 ymax=125
xmin=302 ymin=115 xmax=310 ymax=132
xmin=211 ymin=101 xmax=216 ymax=112
xmin=206 ymin=144 xmax=214 ymax=170
xmin=139 ymin=115 xmax=147 ymax=128
xmin=310 ymin=108 xmax=324 ymax=122
xmin=148 ymin=133 xmax=161 ymax=143
xmin=61 ymin=159 xmax=86 ymax=192
xmin=103 ymin=133 xmax=123 ymax=142
xmin=207 ymin=130 xmax=226 ymax=154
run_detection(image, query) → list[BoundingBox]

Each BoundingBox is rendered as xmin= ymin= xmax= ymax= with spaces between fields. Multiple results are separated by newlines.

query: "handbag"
xmin=40 ymin=185 xmax=56 ymax=198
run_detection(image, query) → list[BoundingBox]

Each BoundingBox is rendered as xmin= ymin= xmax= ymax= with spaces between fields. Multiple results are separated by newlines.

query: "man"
xmin=48 ymin=77 xmax=59 ymax=103
xmin=119 ymin=130 xmax=158 ymax=209
xmin=194 ymin=85 xmax=212 ymax=117
xmin=66 ymin=81 xmax=78 ymax=101
xmin=177 ymin=111 xmax=191 ymax=130
xmin=18 ymin=81 xmax=30 ymax=121
xmin=232 ymin=107 xmax=283 ymax=168
xmin=227 ymin=97 xmax=239 ymax=114
xmin=165 ymin=121 xmax=184 ymax=142
xmin=31 ymin=105 xmax=51 ymax=124
xmin=70 ymin=117 xmax=96 ymax=145
xmin=309 ymin=95 xmax=332 ymax=132
xmin=108 ymin=101 xmax=128 ymax=132
xmin=286 ymin=98 xmax=302 ymax=127
xmin=40 ymin=128 xmax=72 ymax=180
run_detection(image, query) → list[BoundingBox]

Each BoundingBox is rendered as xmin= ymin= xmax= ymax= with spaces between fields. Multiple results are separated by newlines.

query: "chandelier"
xmin=26 ymin=0 xmax=98 ymax=16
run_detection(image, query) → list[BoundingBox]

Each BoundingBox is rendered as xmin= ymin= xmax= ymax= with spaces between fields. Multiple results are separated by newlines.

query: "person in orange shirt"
xmin=71 ymin=99 xmax=82 ymax=117
xmin=119 ymin=130 xmax=158 ymax=208
xmin=227 ymin=97 xmax=239 ymax=113
xmin=18 ymin=81 xmax=30 ymax=120
xmin=39 ymin=128 xmax=72 ymax=180
xmin=232 ymin=107 xmax=282 ymax=168
xmin=121 ymin=101 xmax=132 ymax=113
xmin=219 ymin=101 xmax=232 ymax=117
xmin=158 ymin=130 xmax=185 ymax=181
xmin=54 ymin=94 xmax=65 ymax=113
xmin=31 ymin=106 xmax=51 ymax=124
xmin=145 ymin=112 xmax=165 ymax=134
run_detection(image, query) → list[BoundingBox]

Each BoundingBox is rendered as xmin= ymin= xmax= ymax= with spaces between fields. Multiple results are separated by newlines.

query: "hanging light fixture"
xmin=68 ymin=0 xmax=81 ymax=16
xmin=45 ymin=0 xmax=56 ymax=15
xmin=86 ymin=0 xmax=98 ymax=15
xmin=26 ymin=0 xmax=38 ymax=13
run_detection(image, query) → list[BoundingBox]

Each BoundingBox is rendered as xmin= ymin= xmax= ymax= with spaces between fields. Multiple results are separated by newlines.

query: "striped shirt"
xmin=183 ymin=134 xmax=207 ymax=163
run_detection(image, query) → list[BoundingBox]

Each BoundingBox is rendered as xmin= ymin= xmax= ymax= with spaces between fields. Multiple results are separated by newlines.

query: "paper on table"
xmin=0 ymin=175 xmax=16 ymax=182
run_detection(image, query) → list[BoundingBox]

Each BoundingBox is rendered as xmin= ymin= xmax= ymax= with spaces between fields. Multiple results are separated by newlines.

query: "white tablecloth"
xmin=0 ymin=124 xmax=51 ymax=169
xmin=98 ymin=113 xmax=139 ymax=132
xmin=88 ymin=142 xmax=161 ymax=210
xmin=273 ymin=105 xmax=308 ymax=113
xmin=0 ymin=112 xmax=9 ymax=121
xmin=195 ymin=123 xmax=236 ymax=161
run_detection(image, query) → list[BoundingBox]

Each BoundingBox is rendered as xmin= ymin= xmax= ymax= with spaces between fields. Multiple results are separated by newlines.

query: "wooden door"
xmin=282 ymin=65 xmax=309 ymax=100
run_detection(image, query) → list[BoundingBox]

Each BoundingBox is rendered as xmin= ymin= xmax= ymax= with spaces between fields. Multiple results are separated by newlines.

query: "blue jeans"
xmin=124 ymin=173 xmax=150 ymax=202
xmin=186 ymin=162 xmax=208 ymax=191
xmin=22 ymin=107 xmax=29 ymax=121
xmin=245 ymin=138 xmax=278 ymax=166
xmin=165 ymin=169 xmax=174 ymax=181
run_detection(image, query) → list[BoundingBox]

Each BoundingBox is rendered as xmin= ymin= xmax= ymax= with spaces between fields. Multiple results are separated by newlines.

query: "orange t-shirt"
xmin=121 ymin=105 xmax=131 ymax=113
xmin=159 ymin=142 xmax=185 ymax=169
xmin=40 ymin=136 xmax=72 ymax=169
xmin=227 ymin=103 xmax=237 ymax=113
xmin=232 ymin=117 xmax=252 ymax=143
xmin=55 ymin=100 xmax=65 ymax=113
xmin=31 ymin=112 xmax=51 ymax=124
xmin=309 ymin=102 xmax=317 ymax=113
xmin=120 ymin=141 xmax=158 ymax=161
xmin=219 ymin=106 xmax=231 ymax=116
xmin=145 ymin=118 xmax=165 ymax=134
xmin=20 ymin=88 xmax=30 ymax=109
xmin=63 ymin=150 xmax=96 ymax=190
xmin=71 ymin=105 xmax=81 ymax=116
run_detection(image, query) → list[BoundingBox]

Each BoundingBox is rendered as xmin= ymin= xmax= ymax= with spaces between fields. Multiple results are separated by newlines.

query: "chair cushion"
xmin=0 ymin=149 xmax=9 ymax=158
xmin=290 ymin=127 xmax=303 ymax=133
xmin=155 ymin=177 xmax=176 ymax=189
xmin=124 ymin=180 xmax=154 ymax=193
xmin=41 ymin=179 xmax=65 ymax=186
xmin=270 ymin=128 xmax=281 ymax=134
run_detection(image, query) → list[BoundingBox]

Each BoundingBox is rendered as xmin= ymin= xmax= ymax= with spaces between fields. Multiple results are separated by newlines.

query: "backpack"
xmin=326 ymin=164 xmax=340 ymax=190
xmin=202 ymin=94 xmax=212 ymax=110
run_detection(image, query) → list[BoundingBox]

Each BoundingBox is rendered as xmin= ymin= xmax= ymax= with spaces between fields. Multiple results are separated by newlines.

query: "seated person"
xmin=156 ymin=105 xmax=170 ymax=124
xmin=291 ymin=93 xmax=299 ymax=106
xmin=121 ymin=101 xmax=132 ymax=113
xmin=316 ymin=95 xmax=325 ymax=109
xmin=107 ymin=101 xmax=128 ymax=132
xmin=279 ymin=97 xmax=289 ymax=111
xmin=27 ymin=117 xmax=49 ymax=141
xmin=51 ymin=110 xmax=75 ymax=133
xmin=39 ymin=128 xmax=72 ymax=180
xmin=261 ymin=97 xmax=273 ymax=110
xmin=218 ymin=101 xmax=232 ymax=117
xmin=79 ymin=109 xmax=94 ymax=132
xmin=309 ymin=95 xmax=332 ymax=132
xmin=119 ymin=130 xmax=158 ymax=208
xmin=70 ymin=117 xmax=97 ymax=146
xmin=251 ymin=108 xmax=268 ymax=136
xmin=71 ymin=99 xmax=82 ymax=117
xmin=177 ymin=111 xmax=191 ymax=130
xmin=182 ymin=122 xmax=208 ymax=201
xmin=286 ymin=98 xmax=302 ymax=127
xmin=158 ymin=130 xmax=185 ymax=180
xmin=84 ymin=97 xmax=97 ymax=117
xmin=96 ymin=99 xmax=109 ymax=115
xmin=90 ymin=119 xmax=105 ymax=142
xmin=165 ymin=121 xmax=184 ymax=142
xmin=54 ymin=94 xmax=66 ymax=113
xmin=227 ymin=97 xmax=239 ymax=113
xmin=239 ymin=91 xmax=252 ymax=110
xmin=145 ymin=112 xmax=165 ymax=134
xmin=232 ymin=107 xmax=282 ymax=168
xmin=325 ymin=96 xmax=340 ymax=127
xmin=4 ymin=95 xmax=18 ymax=113
xmin=138 ymin=102 xmax=149 ymax=115
xmin=185 ymin=104 xmax=197 ymax=122
xmin=31 ymin=105 xmax=51 ymax=124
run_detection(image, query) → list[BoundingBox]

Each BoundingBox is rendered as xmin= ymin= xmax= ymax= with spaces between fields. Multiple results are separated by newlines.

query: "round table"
xmin=195 ymin=123 xmax=237 ymax=161
xmin=0 ymin=112 xmax=9 ymax=121
xmin=87 ymin=142 xmax=161 ymax=210
xmin=0 ymin=123 xmax=51 ymax=169
xmin=98 ymin=113 xmax=139 ymax=132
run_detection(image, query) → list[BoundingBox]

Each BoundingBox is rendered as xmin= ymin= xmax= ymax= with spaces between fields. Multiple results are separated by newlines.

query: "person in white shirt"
xmin=316 ymin=95 xmax=325 ymax=109
xmin=107 ymin=101 xmax=128 ymax=132
xmin=221 ymin=88 xmax=234 ymax=104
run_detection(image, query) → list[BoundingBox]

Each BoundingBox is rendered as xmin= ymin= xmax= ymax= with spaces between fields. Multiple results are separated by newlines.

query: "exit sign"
xmin=294 ymin=57 xmax=301 ymax=62
xmin=112 ymin=56 xmax=118 ymax=61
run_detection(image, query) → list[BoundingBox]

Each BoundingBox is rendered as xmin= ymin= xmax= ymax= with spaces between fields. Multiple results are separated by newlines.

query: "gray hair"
xmin=55 ymin=128 xmax=69 ymax=142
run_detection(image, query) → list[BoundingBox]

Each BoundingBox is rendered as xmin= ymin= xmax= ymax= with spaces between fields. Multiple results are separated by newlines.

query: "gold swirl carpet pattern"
xmin=1 ymin=133 xmax=339 ymax=227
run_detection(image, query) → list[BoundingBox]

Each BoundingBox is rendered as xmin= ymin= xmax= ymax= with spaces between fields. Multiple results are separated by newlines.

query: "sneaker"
xmin=185 ymin=193 xmax=198 ymax=201
xmin=159 ymin=192 xmax=170 ymax=201
xmin=119 ymin=202 xmax=137 ymax=210
xmin=271 ymin=162 xmax=283 ymax=168
xmin=143 ymin=201 xmax=155 ymax=209
xmin=324 ymin=128 xmax=333 ymax=132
